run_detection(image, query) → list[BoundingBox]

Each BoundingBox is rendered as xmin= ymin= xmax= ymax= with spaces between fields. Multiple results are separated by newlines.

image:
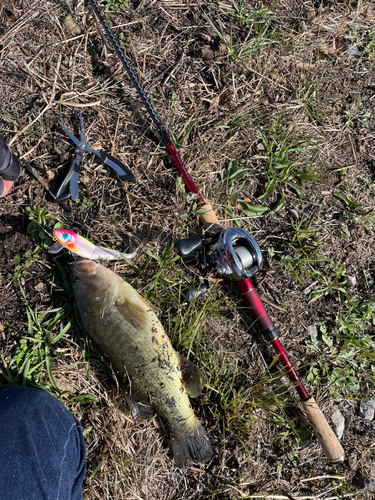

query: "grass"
xmin=4 ymin=219 xmax=310 ymax=470
xmin=206 ymin=4 xmax=277 ymax=65
xmin=2 ymin=0 xmax=375 ymax=497
xmin=1 ymin=286 xmax=71 ymax=391
xmin=305 ymin=289 xmax=375 ymax=397
xmin=274 ymin=193 xmax=375 ymax=398
xmin=215 ymin=157 xmax=268 ymax=224
xmin=254 ymin=122 xmax=321 ymax=212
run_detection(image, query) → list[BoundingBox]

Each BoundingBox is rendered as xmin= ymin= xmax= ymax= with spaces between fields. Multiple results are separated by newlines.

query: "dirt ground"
xmin=1 ymin=0 xmax=375 ymax=498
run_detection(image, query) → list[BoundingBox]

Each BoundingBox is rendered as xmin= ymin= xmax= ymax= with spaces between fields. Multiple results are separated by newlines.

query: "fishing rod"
xmin=88 ymin=0 xmax=345 ymax=463
xmin=88 ymin=0 xmax=218 ymax=228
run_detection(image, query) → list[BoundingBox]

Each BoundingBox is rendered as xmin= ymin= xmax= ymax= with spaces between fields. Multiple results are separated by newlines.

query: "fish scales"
xmin=70 ymin=259 xmax=212 ymax=467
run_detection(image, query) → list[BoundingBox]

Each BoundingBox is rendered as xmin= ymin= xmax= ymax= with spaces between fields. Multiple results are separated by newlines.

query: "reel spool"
xmin=208 ymin=228 xmax=263 ymax=281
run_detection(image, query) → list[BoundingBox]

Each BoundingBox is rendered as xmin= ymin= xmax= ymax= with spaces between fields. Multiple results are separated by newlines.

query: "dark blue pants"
xmin=0 ymin=386 xmax=86 ymax=500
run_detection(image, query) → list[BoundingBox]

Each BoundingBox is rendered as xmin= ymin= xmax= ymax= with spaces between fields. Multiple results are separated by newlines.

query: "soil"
xmin=1 ymin=0 xmax=375 ymax=499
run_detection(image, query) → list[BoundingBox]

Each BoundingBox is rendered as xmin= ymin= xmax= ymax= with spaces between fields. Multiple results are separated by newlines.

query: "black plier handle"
xmin=53 ymin=111 xmax=134 ymax=202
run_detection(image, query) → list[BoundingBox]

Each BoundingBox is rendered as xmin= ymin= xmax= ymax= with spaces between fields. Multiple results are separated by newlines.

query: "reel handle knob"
xmin=174 ymin=235 xmax=202 ymax=257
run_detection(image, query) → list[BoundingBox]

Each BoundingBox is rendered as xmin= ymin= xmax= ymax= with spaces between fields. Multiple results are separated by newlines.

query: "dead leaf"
xmin=296 ymin=61 xmax=315 ymax=70
xmin=319 ymin=44 xmax=336 ymax=56
xmin=269 ymin=72 xmax=286 ymax=84
xmin=64 ymin=15 xmax=81 ymax=36
xmin=46 ymin=170 xmax=55 ymax=181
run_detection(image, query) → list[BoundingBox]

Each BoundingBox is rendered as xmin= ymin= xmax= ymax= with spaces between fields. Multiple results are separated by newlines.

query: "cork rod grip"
xmin=301 ymin=396 xmax=345 ymax=463
xmin=198 ymin=202 xmax=220 ymax=226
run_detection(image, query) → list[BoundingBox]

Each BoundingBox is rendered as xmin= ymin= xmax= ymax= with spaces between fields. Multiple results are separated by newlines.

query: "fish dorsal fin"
xmin=115 ymin=295 xmax=151 ymax=330
xmin=143 ymin=297 xmax=159 ymax=314
xmin=178 ymin=354 xmax=206 ymax=398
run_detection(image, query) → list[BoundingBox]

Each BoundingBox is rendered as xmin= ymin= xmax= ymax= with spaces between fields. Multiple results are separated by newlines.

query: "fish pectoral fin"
xmin=178 ymin=354 xmax=206 ymax=398
xmin=96 ymin=281 xmax=119 ymax=317
xmin=125 ymin=394 xmax=155 ymax=423
xmin=116 ymin=297 xmax=150 ymax=329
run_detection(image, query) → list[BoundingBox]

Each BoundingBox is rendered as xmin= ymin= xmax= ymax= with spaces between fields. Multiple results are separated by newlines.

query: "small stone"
xmin=347 ymin=45 xmax=363 ymax=58
xmin=352 ymin=471 xmax=375 ymax=492
xmin=306 ymin=324 xmax=318 ymax=338
xmin=288 ymin=208 xmax=299 ymax=221
xmin=199 ymin=33 xmax=212 ymax=43
xmin=331 ymin=410 xmax=345 ymax=439
xmin=82 ymin=426 xmax=93 ymax=438
xmin=346 ymin=276 xmax=356 ymax=289
xmin=359 ymin=401 xmax=375 ymax=420
xmin=366 ymin=398 xmax=375 ymax=410
xmin=34 ymin=282 xmax=44 ymax=292
xmin=200 ymin=46 xmax=215 ymax=60
xmin=347 ymin=447 xmax=357 ymax=469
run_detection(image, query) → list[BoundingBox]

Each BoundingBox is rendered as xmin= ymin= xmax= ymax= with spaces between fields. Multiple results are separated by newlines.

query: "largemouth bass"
xmin=70 ymin=259 xmax=213 ymax=467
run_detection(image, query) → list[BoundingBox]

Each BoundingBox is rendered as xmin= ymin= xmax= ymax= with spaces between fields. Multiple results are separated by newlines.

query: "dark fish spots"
xmin=161 ymin=396 xmax=176 ymax=409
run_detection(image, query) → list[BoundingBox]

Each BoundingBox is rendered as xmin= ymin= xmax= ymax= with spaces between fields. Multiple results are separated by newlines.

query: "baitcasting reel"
xmin=209 ymin=228 xmax=263 ymax=280
xmin=175 ymin=227 xmax=263 ymax=299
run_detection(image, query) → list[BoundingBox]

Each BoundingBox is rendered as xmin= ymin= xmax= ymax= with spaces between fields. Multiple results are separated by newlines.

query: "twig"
xmin=0 ymin=4 xmax=42 ymax=45
xmin=261 ymin=296 xmax=287 ymax=312
xmin=122 ymin=189 xmax=166 ymax=209
xmin=19 ymin=135 xmax=49 ymax=160
xmin=59 ymin=100 xmax=101 ymax=107
xmin=125 ymin=185 xmax=133 ymax=227
xmin=345 ymin=441 xmax=375 ymax=479
xmin=9 ymin=55 xmax=62 ymax=147
xmin=93 ymin=106 xmax=113 ymax=142
xmin=22 ymin=159 xmax=50 ymax=192
xmin=241 ymin=495 xmax=355 ymax=500
xmin=300 ymin=475 xmax=346 ymax=482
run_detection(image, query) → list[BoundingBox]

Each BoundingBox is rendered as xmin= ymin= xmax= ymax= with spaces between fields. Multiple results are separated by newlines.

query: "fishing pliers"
xmin=52 ymin=111 xmax=134 ymax=201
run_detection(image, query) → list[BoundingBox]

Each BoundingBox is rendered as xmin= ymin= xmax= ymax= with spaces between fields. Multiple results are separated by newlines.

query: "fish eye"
xmin=73 ymin=276 xmax=80 ymax=283
xmin=62 ymin=232 xmax=67 ymax=236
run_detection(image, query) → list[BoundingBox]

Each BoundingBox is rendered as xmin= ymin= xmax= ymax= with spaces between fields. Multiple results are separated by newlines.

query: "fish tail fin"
xmin=171 ymin=420 xmax=213 ymax=468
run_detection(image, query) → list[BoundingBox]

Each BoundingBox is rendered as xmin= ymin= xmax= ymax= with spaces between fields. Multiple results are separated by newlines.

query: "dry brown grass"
xmin=1 ymin=0 xmax=375 ymax=498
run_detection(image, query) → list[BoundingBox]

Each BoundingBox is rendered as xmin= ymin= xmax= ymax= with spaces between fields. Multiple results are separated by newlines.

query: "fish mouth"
xmin=69 ymin=259 xmax=98 ymax=277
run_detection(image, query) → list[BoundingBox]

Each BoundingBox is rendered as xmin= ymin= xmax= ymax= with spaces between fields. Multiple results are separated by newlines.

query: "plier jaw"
xmin=52 ymin=111 xmax=134 ymax=202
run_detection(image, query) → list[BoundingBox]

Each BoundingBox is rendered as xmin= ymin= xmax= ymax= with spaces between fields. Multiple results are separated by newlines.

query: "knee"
xmin=0 ymin=385 xmax=75 ymax=425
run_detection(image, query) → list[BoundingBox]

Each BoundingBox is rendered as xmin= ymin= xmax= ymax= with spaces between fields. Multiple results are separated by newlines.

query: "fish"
xmin=70 ymin=259 xmax=213 ymax=468
xmin=49 ymin=229 xmax=140 ymax=261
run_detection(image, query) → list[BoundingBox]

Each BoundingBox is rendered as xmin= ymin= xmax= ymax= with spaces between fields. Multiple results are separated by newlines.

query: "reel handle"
xmin=174 ymin=236 xmax=202 ymax=257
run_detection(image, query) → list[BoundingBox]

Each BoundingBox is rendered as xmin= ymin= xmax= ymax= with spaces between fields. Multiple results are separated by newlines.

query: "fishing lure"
xmin=48 ymin=229 xmax=140 ymax=261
